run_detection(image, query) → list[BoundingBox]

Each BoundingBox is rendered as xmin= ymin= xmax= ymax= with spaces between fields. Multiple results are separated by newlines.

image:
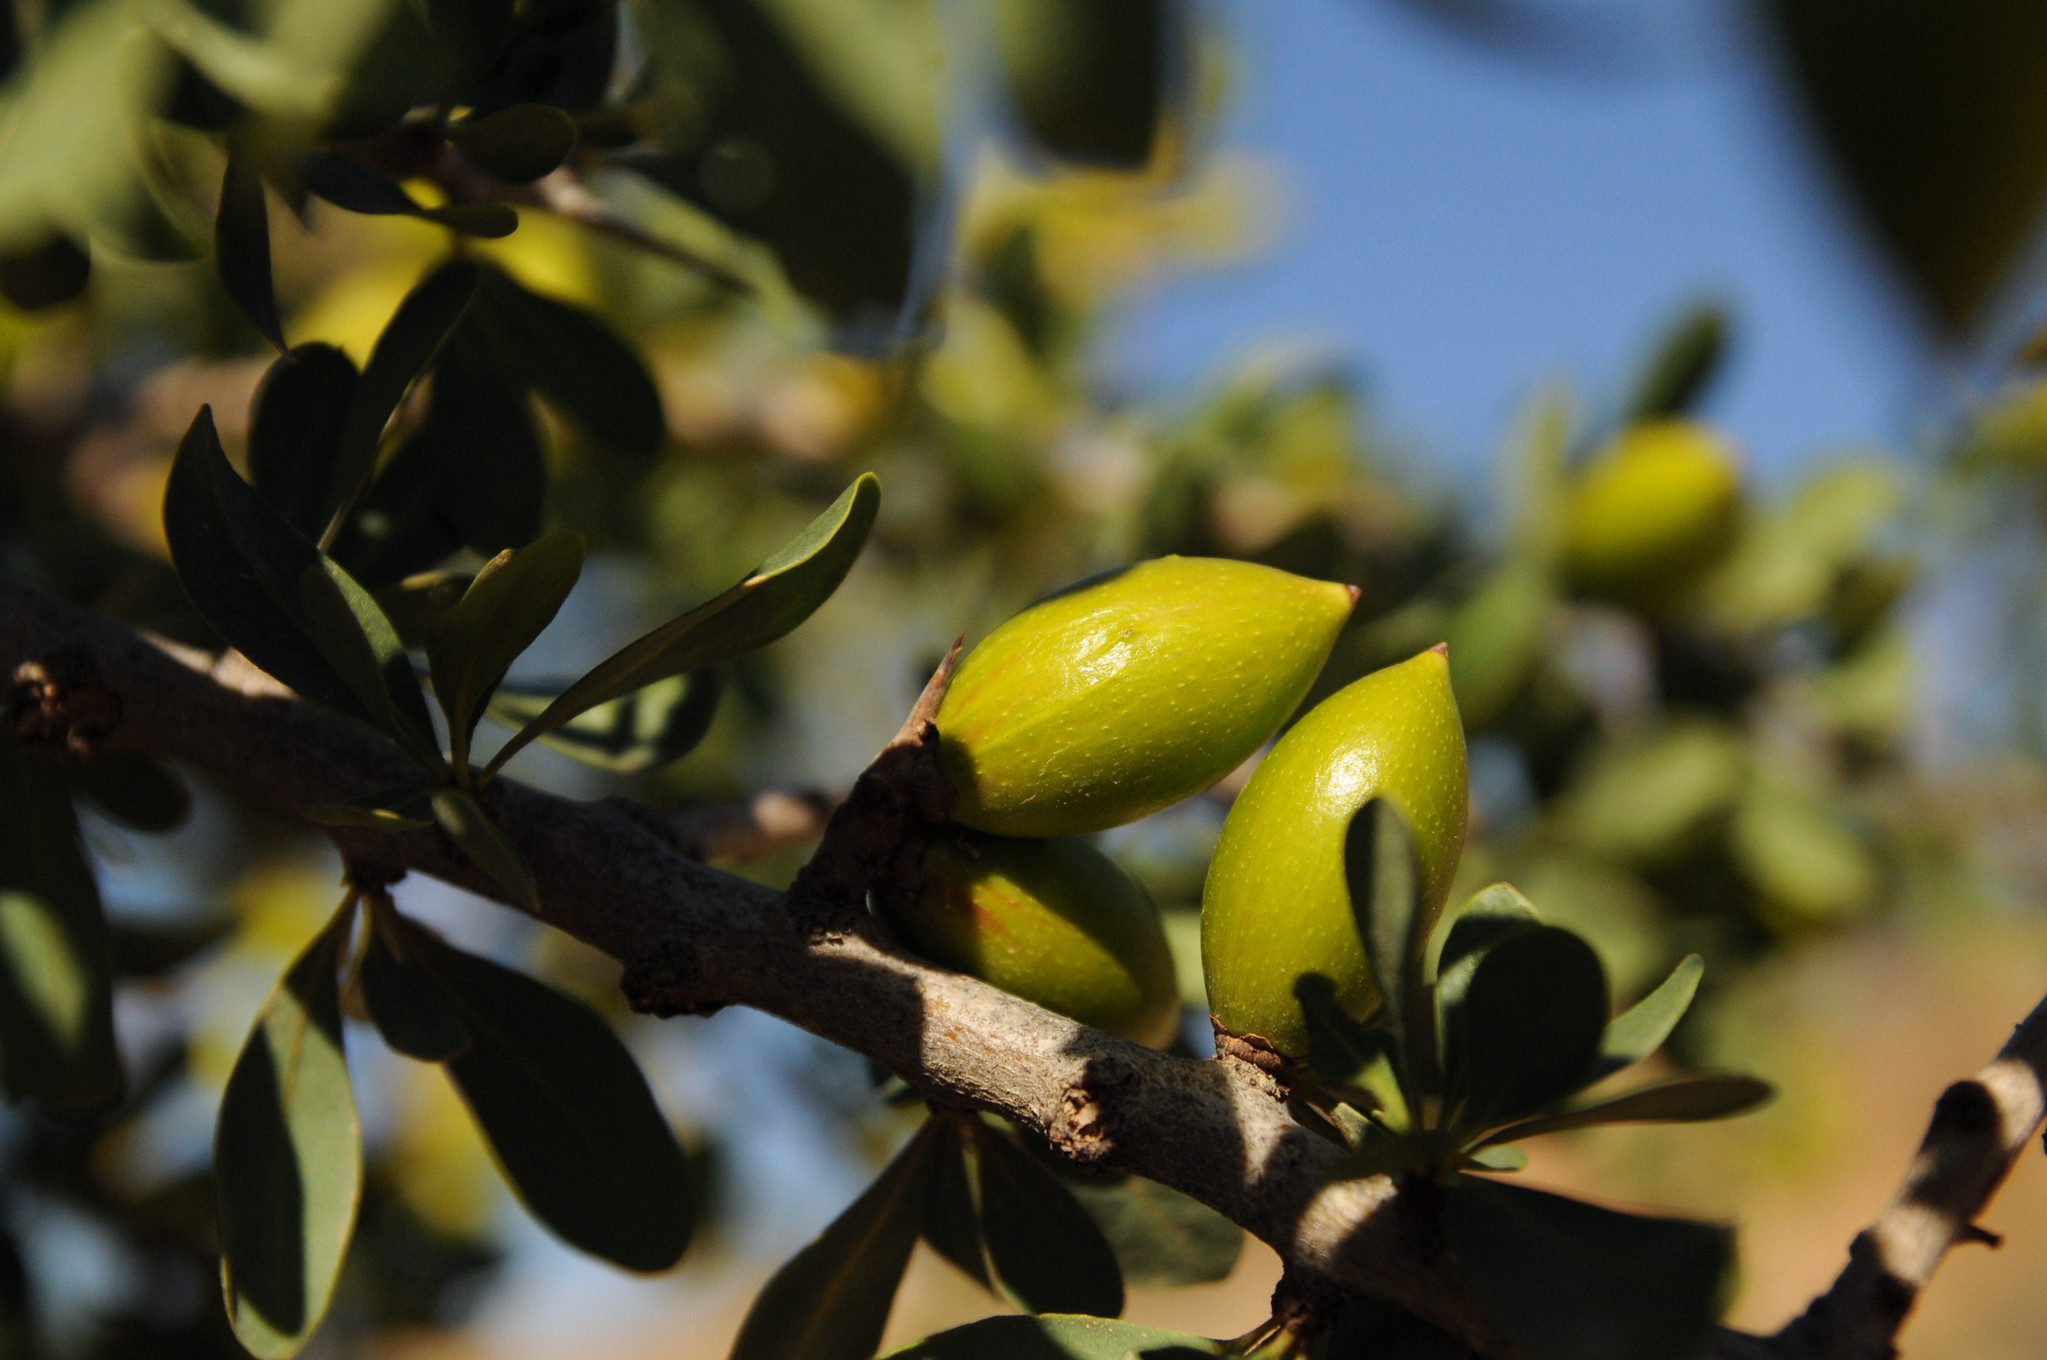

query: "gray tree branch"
xmin=3 ymin=572 xmax=2039 ymax=1360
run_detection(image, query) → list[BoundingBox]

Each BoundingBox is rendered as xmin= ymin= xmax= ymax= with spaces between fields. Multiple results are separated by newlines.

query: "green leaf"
xmin=358 ymin=918 xmax=470 ymax=1062
xmin=164 ymin=407 xmax=379 ymax=723
xmin=1477 ymin=1075 xmax=1775 ymax=1149
xmin=1345 ymin=800 xmax=1433 ymax=1095
xmin=411 ymin=927 xmax=693 ymax=1270
xmin=973 ymin=1124 xmax=1124 ymax=1318
xmin=486 ymin=473 xmax=879 ymax=777
xmin=215 ymin=138 xmax=285 ymax=351
xmin=299 ymin=153 xmax=519 ymax=237
xmin=1445 ymin=1175 xmax=1732 ymax=1360
xmin=1623 ymin=301 xmax=1727 ymax=423
xmin=1445 ymin=926 xmax=1607 ymax=1131
xmin=881 ymin=1315 xmax=1222 ymax=1359
xmin=448 ymin=103 xmax=578 ymax=183
xmin=474 ymin=265 xmax=665 ymax=458
xmin=391 ymin=318 xmax=550 ymax=559
xmin=298 ymin=557 xmax=442 ymax=765
xmin=920 ymin=1115 xmax=990 ymax=1288
xmin=303 ymin=787 xmax=434 ymax=831
xmin=1465 ymin=1144 xmax=1527 ymax=1172
xmin=1070 ymin=1175 xmax=1241 ymax=1288
xmin=996 ymin=0 xmax=1182 ymax=171
xmin=424 ymin=533 xmax=585 ymax=762
xmin=0 ymin=736 xmax=122 ymax=1116
xmin=0 ymin=234 xmax=91 ymax=310
xmin=250 ymin=344 xmax=360 ymax=540
xmin=324 ymin=260 xmax=481 ymax=541
xmin=65 ymin=751 xmax=191 ymax=833
xmin=429 ymin=789 xmax=538 ymax=911
xmin=731 ymin=1120 xmax=943 ymax=1360
xmin=486 ymin=671 xmax=723 ymax=775
xmin=1293 ymin=974 xmax=1409 ymax=1130
xmin=1444 ymin=566 xmax=1553 ymax=727
xmin=1433 ymin=883 xmax=1541 ymax=1032
xmin=1590 ymin=954 xmax=1703 ymax=1083
xmin=216 ymin=907 xmax=362 ymax=1359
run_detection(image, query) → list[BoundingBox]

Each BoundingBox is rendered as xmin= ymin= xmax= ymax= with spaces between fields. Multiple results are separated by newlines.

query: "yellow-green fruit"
xmin=937 ymin=557 xmax=1358 ymax=838
xmin=879 ymin=831 xmax=1180 ymax=1047
xmin=1561 ymin=420 xmax=1741 ymax=605
xmin=1201 ymin=647 xmax=1468 ymax=1059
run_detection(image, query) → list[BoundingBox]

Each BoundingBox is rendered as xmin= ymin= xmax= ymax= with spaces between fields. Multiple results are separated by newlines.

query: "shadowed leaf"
xmin=474 ymin=265 xmax=664 ymax=457
xmin=300 ymin=153 xmax=519 ymax=237
xmin=359 ymin=919 xmax=469 ymax=1062
xmin=216 ymin=908 xmax=361 ymax=1359
xmin=425 ymin=532 xmax=584 ymax=760
xmin=1433 ymin=883 xmax=1541 ymax=1047
xmin=1445 ymin=926 xmax=1607 ymax=1131
xmin=298 ymin=556 xmax=442 ymax=765
xmin=881 ymin=1315 xmax=1221 ymax=1359
xmin=0 ymin=736 xmax=121 ymax=1116
xmin=448 ymin=103 xmax=577 ymax=182
xmin=1071 ymin=1174 xmax=1241 ymax=1288
xmin=731 ymin=1120 xmax=942 ymax=1360
xmin=996 ymin=0 xmax=1184 ymax=170
xmin=973 ymin=1124 xmax=1124 ymax=1318
xmin=1446 ymin=1175 xmax=1732 ymax=1360
xmin=250 ymin=344 xmax=360 ymax=539
xmin=1344 ymin=800 xmax=1432 ymax=1093
xmin=65 ymin=751 xmax=190 ymax=833
xmin=215 ymin=139 xmax=284 ymax=350
xmin=1478 ymin=1076 xmax=1774 ymax=1149
xmin=0 ymin=234 xmax=90 ymax=309
xmin=429 ymin=789 xmax=538 ymax=911
xmin=1624 ymin=302 xmax=1726 ymax=422
xmin=413 ymin=928 xmax=693 ymax=1270
xmin=487 ymin=473 xmax=878 ymax=776
xmin=487 ymin=671 xmax=722 ymax=775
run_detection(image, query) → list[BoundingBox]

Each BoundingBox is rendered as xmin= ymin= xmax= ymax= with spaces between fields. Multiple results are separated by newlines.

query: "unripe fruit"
xmin=1201 ymin=647 xmax=1468 ymax=1059
xmin=878 ymin=831 xmax=1180 ymax=1047
xmin=1561 ymin=420 xmax=1741 ymax=606
xmin=937 ymin=557 xmax=1357 ymax=838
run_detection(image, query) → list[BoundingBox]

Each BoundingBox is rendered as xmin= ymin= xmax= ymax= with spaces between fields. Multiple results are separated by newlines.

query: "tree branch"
xmin=3 ymin=573 xmax=2040 ymax=1360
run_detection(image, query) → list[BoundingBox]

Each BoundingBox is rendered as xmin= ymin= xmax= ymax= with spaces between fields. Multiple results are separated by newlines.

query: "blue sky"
xmin=1112 ymin=0 xmax=1941 ymax=488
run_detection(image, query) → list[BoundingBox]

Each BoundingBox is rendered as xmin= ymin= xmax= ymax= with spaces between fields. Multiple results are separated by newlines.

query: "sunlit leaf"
xmin=1477 ymin=1075 xmax=1774 ymax=1148
xmin=486 ymin=473 xmax=879 ymax=776
xmin=1445 ymin=1175 xmax=1731 ymax=1360
xmin=412 ymin=926 xmax=693 ymax=1270
xmin=973 ymin=1124 xmax=1123 ymax=1318
xmin=731 ymin=1120 xmax=942 ymax=1360
xmin=216 ymin=907 xmax=361 ymax=1359
xmin=1590 ymin=954 xmax=1702 ymax=1082
xmin=0 ymin=735 xmax=121 ymax=1116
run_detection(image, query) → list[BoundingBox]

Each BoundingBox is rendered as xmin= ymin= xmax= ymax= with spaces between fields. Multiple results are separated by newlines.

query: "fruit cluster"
xmin=876 ymin=554 xmax=1468 ymax=1059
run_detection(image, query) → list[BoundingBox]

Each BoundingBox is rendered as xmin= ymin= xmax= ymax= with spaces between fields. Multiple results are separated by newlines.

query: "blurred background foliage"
xmin=5 ymin=0 xmax=2047 ymax=1355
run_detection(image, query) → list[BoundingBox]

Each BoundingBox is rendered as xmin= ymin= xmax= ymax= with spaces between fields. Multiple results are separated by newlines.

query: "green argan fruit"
xmin=937 ymin=556 xmax=1358 ymax=838
xmin=1201 ymin=647 xmax=1468 ymax=1059
xmin=879 ymin=831 xmax=1180 ymax=1047
xmin=1561 ymin=420 xmax=1741 ymax=606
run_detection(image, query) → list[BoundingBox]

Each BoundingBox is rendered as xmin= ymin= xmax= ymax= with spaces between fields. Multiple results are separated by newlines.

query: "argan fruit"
xmin=1201 ymin=647 xmax=1468 ymax=1060
xmin=937 ymin=556 xmax=1358 ymax=838
xmin=1561 ymin=420 xmax=1741 ymax=606
xmin=879 ymin=831 xmax=1180 ymax=1047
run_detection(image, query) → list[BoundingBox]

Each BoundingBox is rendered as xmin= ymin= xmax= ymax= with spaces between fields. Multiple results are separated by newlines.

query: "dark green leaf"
xmin=325 ymin=261 xmax=481 ymax=539
xmin=881 ymin=1315 xmax=1221 ymax=1359
xmin=299 ymin=153 xmax=519 ymax=237
xmin=0 ymin=736 xmax=121 ymax=1116
xmin=1623 ymin=302 xmax=1726 ymax=422
xmin=1070 ymin=1175 xmax=1241 ymax=1288
xmin=1590 ymin=954 xmax=1703 ymax=1083
xmin=164 ymin=407 xmax=375 ymax=722
xmin=475 ymin=265 xmax=664 ymax=457
xmin=250 ymin=344 xmax=360 ymax=540
xmin=1345 ymin=800 xmax=1432 ymax=1094
xmin=731 ymin=1120 xmax=943 ymax=1360
xmin=1294 ymin=973 xmax=1410 ymax=1129
xmin=996 ymin=0 xmax=1183 ymax=170
xmin=429 ymin=789 xmax=538 ymax=911
xmin=297 ymin=556 xmax=443 ymax=764
xmin=216 ymin=908 xmax=361 ymax=1359
xmin=920 ymin=1116 xmax=989 ymax=1287
xmin=425 ymin=532 xmax=584 ymax=759
xmin=973 ymin=1124 xmax=1124 ymax=1318
xmin=0 ymin=234 xmax=90 ymax=310
xmin=486 ymin=473 xmax=879 ymax=776
xmin=303 ymin=786 xmax=434 ymax=831
xmin=1445 ymin=1175 xmax=1732 ymax=1360
xmin=1319 ymin=1299 xmax=1473 ymax=1360
xmin=359 ymin=919 xmax=470 ymax=1062
xmin=487 ymin=671 xmax=723 ymax=774
xmin=448 ymin=103 xmax=578 ymax=183
xmin=1433 ymin=883 xmax=1541 ymax=1038
xmin=109 ymin=915 xmax=233 ymax=979
xmin=413 ymin=927 xmax=692 ymax=1270
xmin=215 ymin=139 xmax=285 ymax=351
xmin=375 ymin=570 xmax=474 ymax=647
xmin=1478 ymin=1075 xmax=1775 ymax=1148
xmin=65 ymin=751 xmax=190 ymax=832
xmin=1446 ymin=926 xmax=1607 ymax=1131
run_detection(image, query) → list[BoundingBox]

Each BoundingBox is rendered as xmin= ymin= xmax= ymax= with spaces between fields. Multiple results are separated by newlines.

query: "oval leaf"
xmin=486 ymin=474 xmax=879 ymax=777
xmin=412 ymin=929 xmax=692 ymax=1270
xmin=1445 ymin=1175 xmax=1732 ymax=1360
xmin=920 ymin=1117 xmax=989 ymax=1288
xmin=448 ymin=103 xmax=578 ymax=183
xmin=1623 ymin=301 xmax=1727 ymax=423
xmin=1591 ymin=954 xmax=1704 ymax=1083
xmin=731 ymin=1120 xmax=943 ymax=1360
xmin=1446 ymin=926 xmax=1608 ymax=1131
xmin=0 ymin=736 xmax=122 ymax=1116
xmin=359 ymin=919 xmax=470 ymax=1062
xmin=424 ymin=532 xmax=585 ymax=759
xmin=216 ymin=908 xmax=362 ymax=1360
xmin=882 ymin=1315 xmax=1222 ymax=1359
xmin=1070 ymin=1175 xmax=1241 ymax=1288
xmin=474 ymin=265 xmax=664 ymax=457
xmin=973 ymin=1124 xmax=1124 ymax=1318
xmin=1345 ymin=799 xmax=1431 ymax=1091
xmin=250 ymin=344 xmax=360 ymax=540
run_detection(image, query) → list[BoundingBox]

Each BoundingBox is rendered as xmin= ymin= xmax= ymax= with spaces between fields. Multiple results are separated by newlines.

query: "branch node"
xmin=8 ymin=651 xmax=121 ymax=756
xmin=1048 ymin=1079 xmax=1113 ymax=1166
